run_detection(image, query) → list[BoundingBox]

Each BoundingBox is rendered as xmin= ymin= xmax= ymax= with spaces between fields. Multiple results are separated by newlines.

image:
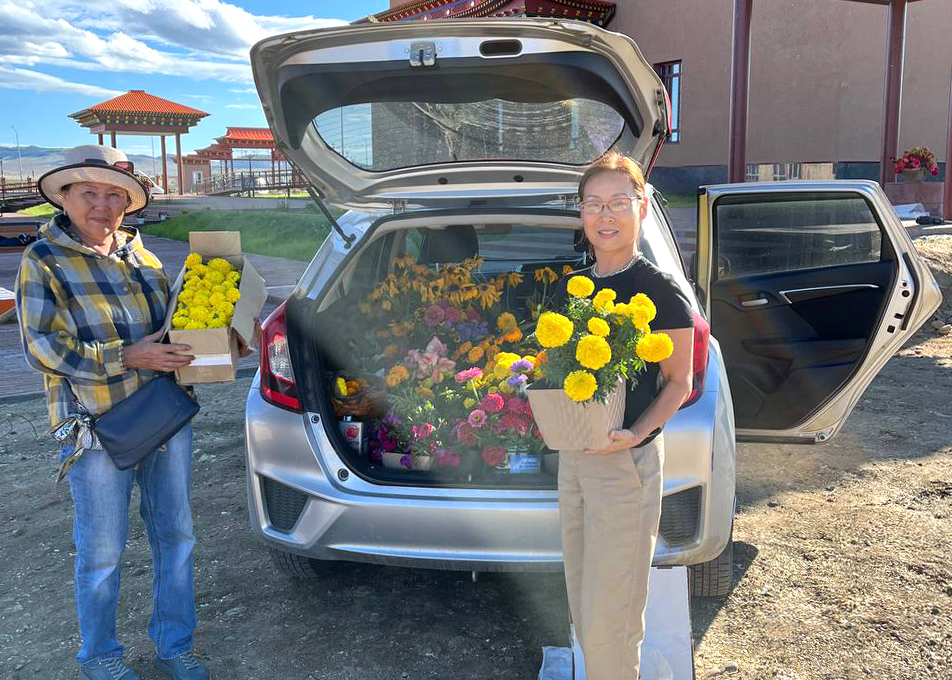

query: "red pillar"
xmin=879 ymin=0 xmax=907 ymax=187
xmin=97 ymin=133 xmax=104 ymax=145
xmin=944 ymin=68 xmax=952 ymax=219
xmin=175 ymin=133 xmax=184 ymax=195
xmin=160 ymin=135 xmax=169 ymax=194
xmin=110 ymin=131 xmax=117 ymax=148
xmin=728 ymin=0 xmax=753 ymax=183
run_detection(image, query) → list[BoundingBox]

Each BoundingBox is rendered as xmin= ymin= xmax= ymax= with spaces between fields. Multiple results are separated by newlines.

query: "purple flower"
xmin=507 ymin=374 xmax=528 ymax=388
xmin=424 ymin=305 xmax=445 ymax=327
xmin=468 ymin=409 xmax=488 ymax=429
xmin=509 ymin=359 xmax=533 ymax=373
xmin=400 ymin=454 xmax=413 ymax=469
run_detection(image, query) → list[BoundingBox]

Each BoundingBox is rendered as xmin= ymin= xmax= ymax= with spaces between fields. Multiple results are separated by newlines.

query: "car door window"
xmin=714 ymin=193 xmax=883 ymax=279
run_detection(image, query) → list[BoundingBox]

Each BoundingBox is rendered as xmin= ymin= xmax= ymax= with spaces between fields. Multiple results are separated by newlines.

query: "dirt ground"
xmin=1 ymin=236 xmax=950 ymax=680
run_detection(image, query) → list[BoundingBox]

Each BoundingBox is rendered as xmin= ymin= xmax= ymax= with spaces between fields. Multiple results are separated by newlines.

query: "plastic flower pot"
xmin=381 ymin=452 xmax=435 ymax=471
xmin=526 ymin=378 xmax=626 ymax=451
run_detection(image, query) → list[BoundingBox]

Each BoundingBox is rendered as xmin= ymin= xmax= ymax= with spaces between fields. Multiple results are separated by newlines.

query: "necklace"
xmin=591 ymin=254 xmax=639 ymax=279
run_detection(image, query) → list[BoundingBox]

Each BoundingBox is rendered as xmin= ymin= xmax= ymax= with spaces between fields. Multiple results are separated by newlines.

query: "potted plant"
xmin=893 ymin=146 xmax=940 ymax=182
xmin=526 ymin=275 xmax=673 ymax=450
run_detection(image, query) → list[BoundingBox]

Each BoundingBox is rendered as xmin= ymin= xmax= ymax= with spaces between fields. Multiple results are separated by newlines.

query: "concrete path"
xmin=0 ymin=232 xmax=307 ymax=402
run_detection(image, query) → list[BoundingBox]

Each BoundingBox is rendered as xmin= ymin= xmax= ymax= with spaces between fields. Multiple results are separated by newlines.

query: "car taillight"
xmin=681 ymin=310 xmax=710 ymax=409
xmin=260 ymin=301 xmax=302 ymax=413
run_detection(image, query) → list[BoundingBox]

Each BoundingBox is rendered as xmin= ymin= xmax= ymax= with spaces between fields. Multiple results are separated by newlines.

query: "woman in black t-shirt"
xmin=556 ymin=153 xmax=694 ymax=680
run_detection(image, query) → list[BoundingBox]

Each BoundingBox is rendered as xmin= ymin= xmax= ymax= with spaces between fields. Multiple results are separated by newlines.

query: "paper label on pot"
xmin=509 ymin=454 xmax=541 ymax=475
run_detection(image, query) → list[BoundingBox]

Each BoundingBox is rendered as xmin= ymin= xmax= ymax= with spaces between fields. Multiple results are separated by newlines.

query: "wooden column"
xmin=945 ymin=67 xmax=952 ymax=219
xmin=110 ymin=131 xmax=117 ymax=148
xmin=879 ymin=0 xmax=907 ymax=187
xmin=728 ymin=0 xmax=753 ymax=183
xmin=98 ymin=133 xmax=104 ymax=145
xmin=160 ymin=135 xmax=169 ymax=194
xmin=175 ymin=133 xmax=184 ymax=195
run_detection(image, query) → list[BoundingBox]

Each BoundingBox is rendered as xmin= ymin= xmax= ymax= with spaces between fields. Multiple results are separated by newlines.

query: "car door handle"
xmin=740 ymin=297 xmax=769 ymax=307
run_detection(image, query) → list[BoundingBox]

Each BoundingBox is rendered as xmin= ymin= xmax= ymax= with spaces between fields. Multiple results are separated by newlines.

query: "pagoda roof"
xmin=72 ymin=90 xmax=208 ymax=118
xmin=218 ymin=127 xmax=275 ymax=143
xmin=365 ymin=0 xmax=615 ymax=25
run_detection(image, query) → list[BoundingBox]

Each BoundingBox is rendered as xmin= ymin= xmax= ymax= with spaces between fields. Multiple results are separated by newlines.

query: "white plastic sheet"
xmin=539 ymin=566 xmax=693 ymax=680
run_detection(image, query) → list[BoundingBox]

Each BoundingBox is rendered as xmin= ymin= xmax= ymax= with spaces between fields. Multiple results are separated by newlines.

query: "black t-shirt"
xmin=553 ymin=257 xmax=694 ymax=446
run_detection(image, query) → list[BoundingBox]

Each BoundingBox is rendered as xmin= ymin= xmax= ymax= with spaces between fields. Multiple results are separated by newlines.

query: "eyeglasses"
xmin=577 ymin=195 xmax=643 ymax=216
xmin=84 ymin=158 xmax=135 ymax=174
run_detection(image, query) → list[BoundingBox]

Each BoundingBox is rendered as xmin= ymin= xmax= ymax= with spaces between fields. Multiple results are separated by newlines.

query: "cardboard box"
xmin=162 ymin=231 xmax=266 ymax=384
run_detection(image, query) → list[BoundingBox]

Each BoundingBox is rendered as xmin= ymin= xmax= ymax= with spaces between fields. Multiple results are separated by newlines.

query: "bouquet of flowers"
xmin=171 ymin=253 xmax=242 ymax=330
xmin=893 ymin=146 xmax=940 ymax=177
xmin=525 ymin=274 xmax=674 ymax=450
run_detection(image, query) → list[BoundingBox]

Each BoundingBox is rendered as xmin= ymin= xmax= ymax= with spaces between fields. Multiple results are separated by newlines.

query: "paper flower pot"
xmin=526 ymin=379 xmax=626 ymax=451
xmin=381 ymin=452 xmax=434 ymax=471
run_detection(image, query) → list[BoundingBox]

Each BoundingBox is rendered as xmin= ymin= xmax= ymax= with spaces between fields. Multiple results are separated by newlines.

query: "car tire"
xmin=268 ymin=548 xmax=323 ymax=578
xmin=688 ymin=526 xmax=734 ymax=598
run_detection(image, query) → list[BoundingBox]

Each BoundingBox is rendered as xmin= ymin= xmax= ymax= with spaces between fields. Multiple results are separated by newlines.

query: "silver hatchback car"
xmin=244 ymin=19 xmax=941 ymax=597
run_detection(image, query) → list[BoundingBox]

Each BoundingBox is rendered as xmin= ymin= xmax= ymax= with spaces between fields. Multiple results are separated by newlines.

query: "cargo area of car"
xmin=293 ymin=212 xmax=598 ymax=489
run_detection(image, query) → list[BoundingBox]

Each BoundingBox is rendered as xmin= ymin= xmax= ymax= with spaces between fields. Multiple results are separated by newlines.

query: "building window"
xmin=654 ymin=60 xmax=681 ymax=143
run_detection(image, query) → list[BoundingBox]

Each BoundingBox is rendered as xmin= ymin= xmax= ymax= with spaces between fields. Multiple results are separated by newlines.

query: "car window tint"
xmin=714 ymin=193 xmax=882 ymax=279
xmin=313 ymin=99 xmax=624 ymax=171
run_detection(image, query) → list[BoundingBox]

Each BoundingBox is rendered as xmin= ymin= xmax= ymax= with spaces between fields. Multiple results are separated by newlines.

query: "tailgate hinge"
xmin=408 ymin=42 xmax=437 ymax=67
xmin=305 ymin=186 xmax=356 ymax=249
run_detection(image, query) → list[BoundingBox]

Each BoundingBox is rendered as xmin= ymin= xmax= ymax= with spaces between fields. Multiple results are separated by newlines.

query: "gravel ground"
xmin=1 ymin=236 xmax=950 ymax=680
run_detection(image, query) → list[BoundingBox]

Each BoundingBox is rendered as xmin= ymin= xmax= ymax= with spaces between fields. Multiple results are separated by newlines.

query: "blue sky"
xmin=0 ymin=1 xmax=388 ymax=155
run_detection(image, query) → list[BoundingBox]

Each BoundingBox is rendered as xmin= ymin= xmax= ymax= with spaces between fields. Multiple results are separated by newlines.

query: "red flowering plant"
xmin=893 ymin=146 xmax=940 ymax=177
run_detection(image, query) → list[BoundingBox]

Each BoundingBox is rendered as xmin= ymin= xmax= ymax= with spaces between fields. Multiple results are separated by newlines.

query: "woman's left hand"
xmin=237 ymin=319 xmax=262 ymax=358
xmin=584 ymin=428 xmax=644 ymax=455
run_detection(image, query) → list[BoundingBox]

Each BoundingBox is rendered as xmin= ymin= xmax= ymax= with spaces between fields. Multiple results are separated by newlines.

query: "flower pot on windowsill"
xmin=902 ymin=168 xmax=926 ymax=183
xmin=525 ymin=378 xmax=626 ymax=451
xmin=381 ymin=452 xmax=434 ymax=471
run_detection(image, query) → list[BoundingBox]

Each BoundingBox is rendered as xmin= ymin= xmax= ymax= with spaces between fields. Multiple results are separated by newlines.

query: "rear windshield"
xmin=313 ymin=99 xmax=625 ymax=171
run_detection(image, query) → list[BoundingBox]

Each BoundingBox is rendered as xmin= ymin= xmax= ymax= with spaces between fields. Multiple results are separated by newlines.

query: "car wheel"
xmin=688 ymin=526 xmax=734 ymax=598
xmin=268 ymin=548 xmax=323 ymax=578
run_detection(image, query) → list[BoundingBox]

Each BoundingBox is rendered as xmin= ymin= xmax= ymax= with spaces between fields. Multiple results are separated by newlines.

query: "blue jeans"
xmin=61 ymin=424 xmax=197 ymax=665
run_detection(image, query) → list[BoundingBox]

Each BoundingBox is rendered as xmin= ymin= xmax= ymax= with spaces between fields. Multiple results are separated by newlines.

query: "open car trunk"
xmin=292 ymin=210 xmax=598 ymax=488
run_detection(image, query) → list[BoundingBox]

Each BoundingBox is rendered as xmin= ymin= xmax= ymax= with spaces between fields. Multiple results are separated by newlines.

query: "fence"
xmin=195 ymin=168 xmax=308 ymax=196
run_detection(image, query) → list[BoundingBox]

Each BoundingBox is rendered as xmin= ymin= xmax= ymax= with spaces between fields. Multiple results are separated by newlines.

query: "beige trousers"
xmin=558 ymin=435 xmax=664 ymax=680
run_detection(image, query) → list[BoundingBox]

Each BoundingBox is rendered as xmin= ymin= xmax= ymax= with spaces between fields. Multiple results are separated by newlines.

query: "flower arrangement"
xmin=171 ymin=253 xmax=242 ymax=330
xmin=893 ymin=146 xmax=940 ymax=178
xmin=531 ymin=274 xmax=673 ymax=403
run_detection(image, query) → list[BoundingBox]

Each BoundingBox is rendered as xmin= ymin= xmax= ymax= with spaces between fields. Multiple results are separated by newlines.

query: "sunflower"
xmin=534 ymin=267 xmax=558 ymax=284
xmin=476 ymin=284 xmax=500 ymax=308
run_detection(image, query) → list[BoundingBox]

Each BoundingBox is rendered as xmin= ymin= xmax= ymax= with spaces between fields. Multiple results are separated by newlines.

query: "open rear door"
xmin=695 ymin=181 xmax=941 ymax=443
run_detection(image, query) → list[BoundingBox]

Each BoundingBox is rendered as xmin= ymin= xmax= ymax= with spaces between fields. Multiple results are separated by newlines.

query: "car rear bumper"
xmin=244 ymin=344 xmax=735 ymax=571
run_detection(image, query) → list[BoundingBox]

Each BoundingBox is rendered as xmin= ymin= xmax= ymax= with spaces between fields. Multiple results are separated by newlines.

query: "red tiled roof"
xmin=82 ymin=90 xmax=208 ymax=117
xmin=220 ymin=127 xmax=274 ymax=142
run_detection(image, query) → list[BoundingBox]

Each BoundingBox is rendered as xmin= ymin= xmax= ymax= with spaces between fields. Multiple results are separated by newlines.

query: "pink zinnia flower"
xmin=455 ymin=367 xmax=483 ymax=383
xmin=468 ymin=409 xmax=488 ymax=428
xmin=412 ymin=423 xmax=435 ymax=439
xmin=506 ymin=397 xmax=528 ymax=415
xmin=482 ymin=446 xmax=507 ymax=466
xmin=456 ymin=421 xmax=477 ymax=446
xmin=480 ymin=393 xmax=504 ymax=413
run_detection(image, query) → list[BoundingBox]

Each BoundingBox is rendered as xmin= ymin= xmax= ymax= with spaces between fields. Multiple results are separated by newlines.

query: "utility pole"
xmin=10 ymin=125 xmax=22 ymax=181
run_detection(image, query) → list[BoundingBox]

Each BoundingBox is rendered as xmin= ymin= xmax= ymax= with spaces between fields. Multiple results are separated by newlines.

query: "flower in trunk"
xmin=482 ymin=446 xmax=507 ymax=466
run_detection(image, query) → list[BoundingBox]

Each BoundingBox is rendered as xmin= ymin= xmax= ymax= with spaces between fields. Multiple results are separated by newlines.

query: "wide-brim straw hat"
xmin=39 ymin=145 xmax=149 ymax=215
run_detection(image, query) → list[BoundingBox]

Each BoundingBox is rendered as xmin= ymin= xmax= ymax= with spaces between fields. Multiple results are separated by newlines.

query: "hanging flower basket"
xmin=526 ymin=378 xmax=626 ymax=451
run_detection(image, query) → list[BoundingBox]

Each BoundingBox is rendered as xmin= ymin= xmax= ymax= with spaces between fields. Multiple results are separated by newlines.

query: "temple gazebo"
xmin=190 ymin=128 xmax=296 ymax=195
xmin=69 ymin=90 xmax=208 ymax=195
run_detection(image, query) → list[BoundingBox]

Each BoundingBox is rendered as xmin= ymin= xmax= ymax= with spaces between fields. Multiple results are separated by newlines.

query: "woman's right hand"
xmin=123 ymin=330 xmax=194 ymax=372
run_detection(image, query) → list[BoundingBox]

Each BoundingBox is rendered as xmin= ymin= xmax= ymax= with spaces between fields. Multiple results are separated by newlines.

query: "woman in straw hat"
xmin=14 ymin=145 xmax=227 ymax=680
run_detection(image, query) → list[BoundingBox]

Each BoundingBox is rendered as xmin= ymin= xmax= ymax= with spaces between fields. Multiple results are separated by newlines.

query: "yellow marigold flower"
xmin=206 ymin=315 xmax=228 ymax=329
xmin=204 ymin=270 xmax=225 ymax=285
xmin=210 ymin=284 xmax=225 ymax=295
xmin=178 ymin=288 xmax=195 ymax=303
xmin=191 ymin=293 xmax=210 ymax=307
xmin=467 ymin=346 xmax=485 ymax=362
xmin=587 ymin=317 xmax=610 ymax=337
xmin=593 ymin=288 xmax=617 ymax=312
xmin=208 ymin=292 xmax=225 ymax=306
xmin=222 ymin=279 xmax=237 ymax=291
xmin=383 ymin=344 xmax=400 ymax=358
xmin=576 ymin=335 xmax=612 ymax=370
xmin=630 ymin=293 xmax=657 ymax=322
xmin=188 ymin=306 xmax=211 ymax=322
xmin=630 ymin=306 xmax=652 ymax=331
xmin=336 ymin=377 xmax=348 ymax=396
xmin=214 ymin=301 xmax=234 ymax=316
xmin=493 ymin=352 xmax=520 ymax=379
xmin=562 ymin=265 xmax=574 ymax=276
xmin=564 ymin=370 xmax=597 ymax=402
xmin=208 ymin=257 xmax=234 ymax=273
xmin=504 ymin=328 xmax=523 ymax=343
xmin=485 ymin=345 xmax=501 ymax=360
xmin=198 ymin=279 xmax=213 ymax=290
xmin=171 ymin=316 xmax=188 ymax=330
xmin=385 ymin=366 xmax=410 ymax=387
xmin=464 ymin=397 xmax=477 ymax=409
xmin=226 ymin=271 xmax=241 ymax=283
xmin=184 ymin=319 xmax=207 ymax=330
xmin=185 ymin=252 xmax=203 ymax=269
xmin=535 ymin=312 xmax=574 ymax=348
xmin=637 ymin=332 xmax=674 ymax=363
xmin=496 ymin=312 xmax=517 ymax=331
xmin=183 ymin=277 xmax=201 ymax=290
xmin=225 ymin=288 xmax=241 ymax=304
xmin=566 ymin=275 xmax=595 ymax=298
xmin=191 ymin=264 xmax=208 ymax=277
xmin=183 ymin=269 xmax=201 ymax=281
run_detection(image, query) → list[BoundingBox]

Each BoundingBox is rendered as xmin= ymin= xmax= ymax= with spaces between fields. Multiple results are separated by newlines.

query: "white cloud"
xmin=0 ymin=1 xmax=347 ymax=89
xmin=225 ymin=103 xmax=261 ymax=110
xmin=0 ymin=65 xmax=123 ymax=97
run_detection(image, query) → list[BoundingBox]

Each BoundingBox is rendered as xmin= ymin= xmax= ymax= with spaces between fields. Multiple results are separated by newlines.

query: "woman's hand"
xmin=236 ymin=319 xmax=261 ymax=358
xmin=584 ymin=427 xmax=645 ymax=455
xmin=123 ymin=330 xmax=194 ymax=372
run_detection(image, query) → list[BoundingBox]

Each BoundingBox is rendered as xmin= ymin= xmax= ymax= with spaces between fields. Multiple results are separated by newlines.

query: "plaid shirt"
xmin=15 ymin=213 xmax=170 ymax=429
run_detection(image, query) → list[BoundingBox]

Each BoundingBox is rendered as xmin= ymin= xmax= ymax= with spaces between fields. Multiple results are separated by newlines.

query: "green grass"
xmin=17 ymin=202 xmax=57 ymax=217
xmin=140 ymin=209 xmax=336 ymax=261
xmin=657 ymin=193 xmax=698 ymax=209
